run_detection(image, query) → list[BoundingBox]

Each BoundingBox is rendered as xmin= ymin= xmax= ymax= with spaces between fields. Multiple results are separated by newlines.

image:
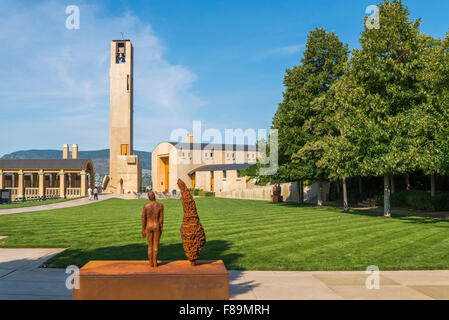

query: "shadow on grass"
xmin=346 ymin=208 xmax=449 ymax=225
xmin=267 ymin=201 xmax=316 ymax=208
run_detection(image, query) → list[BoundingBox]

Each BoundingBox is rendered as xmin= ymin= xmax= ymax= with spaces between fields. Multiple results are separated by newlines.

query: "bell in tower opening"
xmin=116 ymin=41 xmax=126 ymax=64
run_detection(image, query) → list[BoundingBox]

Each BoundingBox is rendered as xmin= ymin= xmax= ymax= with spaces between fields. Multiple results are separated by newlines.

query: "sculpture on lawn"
xmin=271 ymin=183 xmax=283 ymax=203
xmin=178 ymin=179 xmax=206 ymax=266
xmin=141 ymin=191 xmax=164 ymax=267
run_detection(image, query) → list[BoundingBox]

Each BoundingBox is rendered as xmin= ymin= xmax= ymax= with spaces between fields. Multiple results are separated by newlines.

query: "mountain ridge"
xmin=1 ymin=149 xmax=152 ymax=175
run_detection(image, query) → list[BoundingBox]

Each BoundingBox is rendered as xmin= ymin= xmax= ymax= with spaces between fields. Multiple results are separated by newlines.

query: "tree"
xmin=273 ymin=27 xmax=348 ymax=206
xmin=411 ymin=33 xmax=449 ymax=197
xmin=329 ymin=0 xmax=427 ymax=217
xmin=310 ymin=72 xmax=363 ymax=212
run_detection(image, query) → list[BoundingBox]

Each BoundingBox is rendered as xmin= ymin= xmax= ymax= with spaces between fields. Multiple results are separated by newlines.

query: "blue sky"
xmin=1 ymin=0 xmax=448 ymax=156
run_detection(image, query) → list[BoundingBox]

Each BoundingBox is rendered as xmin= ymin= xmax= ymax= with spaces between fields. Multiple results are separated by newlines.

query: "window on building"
xmin=237 ymin=170 xmax=241 ymax=178
xmin=121 ymin=144 xmax=129 ymax=156
xmin=223 ymin=170 xmax=227 ymax=179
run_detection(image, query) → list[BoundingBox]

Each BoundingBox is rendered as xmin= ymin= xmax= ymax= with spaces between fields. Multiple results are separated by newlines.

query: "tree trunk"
xmin=317 ymin=179 xmax=323 ymax=207
xmin=431 ymin=174 xmax=436 ymax=198
xmin=390 ymin=175 xmax=395 ymax=194
xmin=405 ymin=174 xmax=410 ymax=191
xmin=297 ymin=180 xmax=304 ymax=204
xmin=342 ymin=177 xmax=349 ymax=212
xmin=358 ymin=177 xmax=363 ymax=195
xmin=384 ymin=174 xmax=391 ymax=217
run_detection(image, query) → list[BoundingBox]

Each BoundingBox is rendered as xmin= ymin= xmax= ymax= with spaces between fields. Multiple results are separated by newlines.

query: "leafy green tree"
xmin=309 ymin=70 xmax=364 ymax=212
xmin=412 ymin=33 xmax=449 ymax=197
xmin=332 ymin=0 xmax=427 ymax=216
xmin=273 ymin=27 xmax=348 ymax=205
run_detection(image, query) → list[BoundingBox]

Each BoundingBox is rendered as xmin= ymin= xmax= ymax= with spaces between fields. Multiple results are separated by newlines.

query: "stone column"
xmin=0 ymin=170 xmax=4 ymax=189
xmin=59 ymin=171 xmax=66 ymax=198
xmin=38 ymin=171 xmax=45 ymax=198
xmin=18 ymin=171 xmax=24 ymax=199
xmin=80 ymin=171 xmax=87 ymax=196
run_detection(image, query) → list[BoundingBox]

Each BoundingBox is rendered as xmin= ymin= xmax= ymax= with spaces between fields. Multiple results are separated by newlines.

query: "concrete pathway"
xmin=229 ymin=270 xmax=449 ymax=300
xmin=0 ymin=248 xmax=449 ymax=300
xmin=0 ymin=248 xmax=69 ymax=300
xmin=0 ymin=195 xmax=114 ymax=216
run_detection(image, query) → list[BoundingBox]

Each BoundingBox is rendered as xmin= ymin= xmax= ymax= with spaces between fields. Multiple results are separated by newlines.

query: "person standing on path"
xmin=88 ymin=187 xmax=92 ymax=200
xmin=93 ymin=187 xmax=98 ymax=200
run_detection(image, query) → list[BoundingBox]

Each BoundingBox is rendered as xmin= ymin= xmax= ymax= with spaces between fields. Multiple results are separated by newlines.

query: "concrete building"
xmin=103 ymin=39 xmax=142 ymax=194
xmin=151 ymin=135 xmax=258 ymax=193
xmin=0 ymin=144 xmax=94 ymax=201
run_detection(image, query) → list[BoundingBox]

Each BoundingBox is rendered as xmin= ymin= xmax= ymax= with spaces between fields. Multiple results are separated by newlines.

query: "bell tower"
xmin=105 ymin=39 xmax=141 ymax=194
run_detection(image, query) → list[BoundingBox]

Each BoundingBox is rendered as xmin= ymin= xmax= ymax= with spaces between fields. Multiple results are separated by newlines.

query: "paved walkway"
xmin=0 ymin=248 xmax=448 ymax=300
xmin=0 ymin=195 xmax=114 ymax=216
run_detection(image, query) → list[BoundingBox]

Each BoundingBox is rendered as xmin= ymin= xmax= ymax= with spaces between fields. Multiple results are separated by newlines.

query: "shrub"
xmin=197 ymin=190 xmax=215 ymax=197
xmin=432 ymin=193 xmax=449 ymax=211
xmin=190 ymin=189 xmax=215 ymax=197
xmin=374 ymin=190 xmax=435 ymax=211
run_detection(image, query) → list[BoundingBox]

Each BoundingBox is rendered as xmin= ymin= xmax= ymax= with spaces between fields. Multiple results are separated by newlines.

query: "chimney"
xmin=186 ymin=133 xmax=194 ymax=143
xmin=62 ymin=144 xmax=69 ymax=159
xmin=72 ymin=144 xmax=78 ymax=159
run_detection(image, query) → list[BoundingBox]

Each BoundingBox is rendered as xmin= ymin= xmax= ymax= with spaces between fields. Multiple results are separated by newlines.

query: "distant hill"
xmin=1 ymin=149 xmax=152 ymax=175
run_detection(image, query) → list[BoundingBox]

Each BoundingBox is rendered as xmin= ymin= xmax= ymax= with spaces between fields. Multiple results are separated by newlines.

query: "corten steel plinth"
xmin=72 ymin=260 xmax=229 ymax=300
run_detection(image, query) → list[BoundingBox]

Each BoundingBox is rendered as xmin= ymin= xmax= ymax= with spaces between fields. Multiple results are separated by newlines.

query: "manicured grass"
xmin=0 ymin=198 xmax=449 ymax=270
xmin=0 ymin=197 xmax=85 ymax=210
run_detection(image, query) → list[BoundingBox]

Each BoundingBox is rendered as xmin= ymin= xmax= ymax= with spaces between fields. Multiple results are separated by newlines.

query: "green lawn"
xmin=0 ymin=198 xmax=448 ymax=271
xmin=0 ymin=197 xmax=85 ymax=210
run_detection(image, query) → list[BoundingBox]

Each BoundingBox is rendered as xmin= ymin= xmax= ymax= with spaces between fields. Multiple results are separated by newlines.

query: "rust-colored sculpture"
xmin=141 ymin=191 xmax=164 ymax=267
xmin=178 ymin=179 xmax=206 ymax=266
xmin=271 ymin=183 xmax=283 ymax=203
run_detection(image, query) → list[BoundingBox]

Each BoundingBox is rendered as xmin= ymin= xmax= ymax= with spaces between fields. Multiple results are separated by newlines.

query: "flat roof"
xmin=188 ymin=163 xmax=253 ymax=175
xmin=0 ymin=159 xmax=93 ymax=171
xmin=168 ymin=142 xmax=257 ymax=151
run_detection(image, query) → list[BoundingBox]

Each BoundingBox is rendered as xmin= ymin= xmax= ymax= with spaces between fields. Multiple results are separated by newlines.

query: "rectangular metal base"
xmin=72 ymin=260 xmax=229 ymax=300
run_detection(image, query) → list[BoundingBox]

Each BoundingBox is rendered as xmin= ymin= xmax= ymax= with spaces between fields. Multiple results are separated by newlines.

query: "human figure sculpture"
xmin=178 ymin=179 xmax=206 ymax=266
xmin=271 ymin=183 xmax=283 ymax=203
xmin=141 ymin=191 xmax=164 ymax=267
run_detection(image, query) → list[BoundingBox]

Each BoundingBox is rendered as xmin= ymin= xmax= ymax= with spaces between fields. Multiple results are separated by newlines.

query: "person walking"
xmin=93 ymin=187 xmax=99 ymax=200
xmin=88 ymin=187 xmax=92 ymax=200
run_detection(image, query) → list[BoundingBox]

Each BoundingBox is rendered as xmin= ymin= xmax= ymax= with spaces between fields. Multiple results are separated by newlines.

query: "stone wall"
xmin=215 ymin=181 xmax=330 ymax=203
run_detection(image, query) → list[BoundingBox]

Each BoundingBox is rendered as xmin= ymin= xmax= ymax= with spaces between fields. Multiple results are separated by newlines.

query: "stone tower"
xmin=105 ymin=39 xmax=141 ymax=194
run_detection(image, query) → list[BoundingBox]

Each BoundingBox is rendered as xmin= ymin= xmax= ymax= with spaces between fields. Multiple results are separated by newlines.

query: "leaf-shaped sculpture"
xmin=178 ymin=178 xmax=206 ymax=266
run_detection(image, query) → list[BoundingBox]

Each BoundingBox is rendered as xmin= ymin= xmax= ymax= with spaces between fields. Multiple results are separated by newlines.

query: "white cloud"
xmin=0 ymin=0 xmax=205 ymax=155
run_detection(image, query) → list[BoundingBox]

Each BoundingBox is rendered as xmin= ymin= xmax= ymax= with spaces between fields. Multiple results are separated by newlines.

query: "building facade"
xmin=151 ymin=135 xmax=258 ymax=193
xmin=104 ymin=39 xmax=142 ymax=194
xmin=0 ymin=144 xmax=94 ymax=201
